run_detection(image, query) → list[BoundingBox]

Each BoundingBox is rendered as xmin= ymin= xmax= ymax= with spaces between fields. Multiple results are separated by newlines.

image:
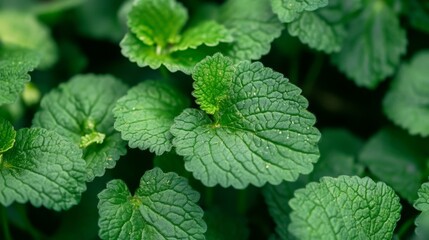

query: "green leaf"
xmin=113 ymin=80 xmax=189 ymax=155
xmin=0 ymin=128 xmax=87 ymax=211
xmin=192 ymin=53 xmax=234 ymax=115
xmin=289 ymin=176 xmax=402 ymax=239
xmin=171 ymin=54 xmax=320 ymax=188
xmin=0 ymin=10 xmax=57 ymax=69
xmin=0 ymin=45 xmax=40 ymax=106
xmin=359 ymin=128 xmax=429 ymax=203
xmin=331 ymin=0 xmax=407 ymax=88
xmin=33 ymin=74 xmax=128 ymax=181
xmin=415 ymin=181 xmax=429 ymax=239
xmin=204 ymin=207 xmax=249 ymax=240
xmin=383 ymin=51 xmax=429 ymax=137
xmin=122 ymin=0 xmax=232 ymax=74
xmin=408 ymin=0 xmax=429 ymax=34
xmin=97 ymin=168 xmax=206 ymax=240
xmin=270 ymin=0 xmax=328 ymax=23
xmin=0 ymin=117 xmax=16 ymax=153
xmin=217 ymin=0 xmax=284 ymax=60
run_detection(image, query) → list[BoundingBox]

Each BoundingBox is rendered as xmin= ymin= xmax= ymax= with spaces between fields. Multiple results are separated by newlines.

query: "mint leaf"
xmin=331 ymin=1 xmax=407 ymax=88
xmin=359 ymin=128 xmax=429 ymax=203
xmin=97 ymin=168 xmax=206 ymax=240
xmin=113 ymin=80 xmax=189 ymax=155
xmin=0 ymin=11 xmax=57 ymax=69
xmin=289 ymin=176 xmax=402 ymax=239
xmin=121 ymin=0 xmax=232 ymax=74
xmin=0 ymin=128 xmax=86 ymax=211
xmin=0 ymin=45 xmax=40 ymax=106
xmin=415 ymin=181 xmax=429 ymax=239
xmin=192 ymin=53 xmax=234 ymax=115
xmin=0 ymin=117 xmax=15 ymax=153
xmin=383 ymin=51 xmax=429 ymax=137
xmin=270 ymin=0 xmax=328 ymax=23
xmin=171 ymin=54 xmax=320 ymax=188
xmin=33 ymin=74 xmax=128 ymax=181
xmin=217 ymin=0 xmax=283 ymax=60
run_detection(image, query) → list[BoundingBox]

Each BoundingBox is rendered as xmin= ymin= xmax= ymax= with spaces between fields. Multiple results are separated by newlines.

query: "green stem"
xmin=302 ymin=53 xmax=324 ymax=95
xmin=204 ymin=187 xmax=214 ymax=208
xmin=236 ymin=189 xmax=247 ymax=214
xmin=1 ymin=206 xmax=12 ymax=240
xmin=159 ymin=66 xmax=170 ymax=81
xmin=396 ymin=217 xmax=414 ymax=239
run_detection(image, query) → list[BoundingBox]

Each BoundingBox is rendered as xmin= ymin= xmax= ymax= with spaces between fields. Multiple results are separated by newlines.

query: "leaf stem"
xmin=302 ymin=53 xmax=324 ymax=95
xmin=396 ymin=217 xmax=414 ymax=239
xmin=1 ymin=206 xmax=12 ymax=240
xmin=204 ymin=187 xmax=214 ymax=208
xmin=236 ymin=189 xmax=248 ymax=214
xmin=159 ymin=66 xmax=170 ymax=81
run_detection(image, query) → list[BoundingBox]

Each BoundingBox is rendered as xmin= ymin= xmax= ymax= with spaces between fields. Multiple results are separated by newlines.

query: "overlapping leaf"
xmin=0 ymin=10 xmax=57 ymax=69
xmin=0 ymin=127 xmax=86 ymax=211
xmin=415 ymin=181 xmax=429 ymax=239
xmin=383 ymin=51 xmax=429 ymax=136
xmin=113 ymin=80 xmax=189 ymax=155
xmin=359 ymin=128 xmax=429 ymax=203
xmin=171 ymin=53 xmax=320 ymax=188
xmin=98 ymin=168 xmax=206 ymax=240
xmin=33 ymin=74 xmax=128 ymax=181
xmin=0 ymin=116 xmax=16 ymax=154
xmin=289 ymin=176 xmax=401 ymax=239
xmin=0 ymin=46 xmax=39 ymax=106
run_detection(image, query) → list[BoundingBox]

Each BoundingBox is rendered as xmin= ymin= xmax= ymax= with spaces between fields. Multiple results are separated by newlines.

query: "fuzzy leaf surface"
xmin=331 ymin=1 xmax=407 ymax=88
xmin=270 ymin=0 xmax=328 ymax=23
xmin=415 ymin=181 xmax=429 ymax=239
xmin=0 ymin=128 xmax=86 ymax=210
xmin=0 ymin=46 xmax=39 ymax=105
xmin=359 ymin=128 xmax=429 ymax=203
xmin=383 ymin=51 xmax=429 ymax=136
xmin=171 ymin=54 xmax=320 ymax=188
xmin=33 ymin=74 xmax=128 ymax=181
xmin=0 ymin=11 xmax=57 ymax=69
xmin=0 ymin=117 xmax=16 ymax=154
xmin=113 ymin=80 xmax=189 ymax=155
xmin=98 ymin=168 xmax=206 ymax=240
xmin=217 ymin=0 xmax=283 ymax=60
xmin=289 ymin=176 xmax=401 ymax=239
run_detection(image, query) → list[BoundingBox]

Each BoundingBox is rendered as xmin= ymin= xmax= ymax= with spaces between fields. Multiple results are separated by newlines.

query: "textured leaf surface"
xmin=415 ymin=181 xmax=429 ymax=239
xmin=270 ymin=0 xmax=328 ymax=23
xmin=0 ymin=117 xmax=15 ymax=154
xmin=217 ymin=0 xmax=283 ymax=60
xmin=383 ymin=51 xmax=429 ymax=136
xmin=113 ymin=80 xmax=189 ymax=155
xmin=359 ymin=128 xmax=429 ymax=203
xmin=0 ymin=46 xmax=39 ymax=105
xmin=171 ymin=54 xmax=320 ymax=188
xmin=98 ymin=168 xmax=206 ymax=240
xmin=289 ymin=176 xmax=401 ymax=239
xmin=0 ymin=11 xmax=57 ymax=69
xmin=33 ymin=74 xmax=128 ymax=181
xmin=331 ymin=1 xmax=407 ymax=88
xmin=0 ymin=128 xmax=86 ymax=210
xmin=263 ymin=128 xmax=363 ymax=239
xmin=192 ymin=53 xmax=234 ymax=115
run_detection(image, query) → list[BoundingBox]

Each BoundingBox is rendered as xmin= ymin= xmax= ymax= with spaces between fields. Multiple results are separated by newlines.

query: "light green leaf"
xmin=0 ymin=117 xmax=15 ymax=153
xmin=0 ymin=128 xmax=87 ymax=211
xmin=97 ymin=168 xmax=206 ymax=240
xmin=0 ymin=11 xmax=57 ymax=69
xmin=33 ymin=74 xmax=128 ymax=181
xmin=192 ymin=53 xmax=234 ymax=115
xmin=204 ymin=207 xmax=249 ymax=240
xmin=0 ymin=45 xmax=39 ymax=106
xmin=289 ymin=176 xmax=401 ymax=239
xmin=113 ymin=80 xmax=189 ymax=155
xmin=270 ymin=0 xmax=328 ymax=23
xmin=217 ymin=0 xmax=284 ymax=60
xmin=331 ymin=0 xmax=407 ymax=88
xmin=172 ymin=21 xmax=233 ymax=52
xmin=415 ymin=181 xmax=429 ymax=239
xmin=122 ymin=0 xmax=232 ymax=74
xmin=359 ymin=128 xmax=429 ymax=203
xmin=171 ymin=54 xmax=320 ymax=188
xmin=383 ymin=51 xmax=429 ymax=137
